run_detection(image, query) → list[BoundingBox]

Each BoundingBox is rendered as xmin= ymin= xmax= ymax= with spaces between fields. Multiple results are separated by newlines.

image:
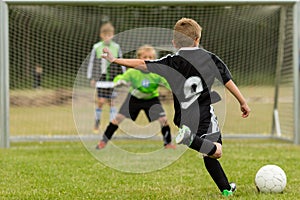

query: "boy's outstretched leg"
xmin=176 ymin=125 xmax=235 ymax=196
xmin=93 ymin=108 xmax=102 ymax=134
xmin=175 ymin=125 xmax=221 ymax=158
xmin=203 ymin=156 xmax=236 ymax=196
xmin=161 ymin=125 xmax=176 ymax=149
xmin=96 ymin=122 xmax=118 ymax=149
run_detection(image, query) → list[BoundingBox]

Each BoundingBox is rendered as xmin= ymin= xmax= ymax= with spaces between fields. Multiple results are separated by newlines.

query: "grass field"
xmin=5 ymin=86 xmax=297 ymax=199
xmin=1 ymin=139 xmax=300 ymax=199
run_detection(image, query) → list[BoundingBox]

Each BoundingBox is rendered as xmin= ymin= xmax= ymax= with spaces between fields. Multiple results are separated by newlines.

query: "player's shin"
xmin=102 ymin=122 xmax=118 ymax=143
xmin=109 ymin=107 xmax=117 ymax=121
xmin=161 ymin=125 xmax=171 ymax=145
xmin=95 ymin=108 xmax=102 ymax=127
xmin=203 ymin=156 xmax=231 ymax=193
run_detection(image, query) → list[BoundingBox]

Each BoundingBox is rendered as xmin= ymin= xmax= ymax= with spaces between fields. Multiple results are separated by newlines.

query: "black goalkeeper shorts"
xmin=119 ymin=94 xmax=166 ymax=122
xmin=97 ymin=88 xmax=116 ymax=99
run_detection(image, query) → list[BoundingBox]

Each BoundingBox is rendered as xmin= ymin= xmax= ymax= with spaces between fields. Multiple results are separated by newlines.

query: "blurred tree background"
xmin=8 ymin=5 xmax=293 ymax=89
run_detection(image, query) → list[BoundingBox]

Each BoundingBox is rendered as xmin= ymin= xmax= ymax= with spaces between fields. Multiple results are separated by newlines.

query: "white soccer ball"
xmin=255 ymin=165 xmax=287 ymax=193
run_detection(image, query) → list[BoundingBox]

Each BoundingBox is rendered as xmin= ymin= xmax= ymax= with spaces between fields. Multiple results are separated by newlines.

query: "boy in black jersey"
xmin=101 ymin=18 xmax=251 ymax=197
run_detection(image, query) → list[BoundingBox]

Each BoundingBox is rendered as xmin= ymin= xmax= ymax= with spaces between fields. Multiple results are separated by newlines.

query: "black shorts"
xmin=97 ymin=88 xmax=116 ymax=99
xmin=119 ymin=94 xmax=166 ymax=122
xmin=180 ymin=105 xmax=222 ymax=144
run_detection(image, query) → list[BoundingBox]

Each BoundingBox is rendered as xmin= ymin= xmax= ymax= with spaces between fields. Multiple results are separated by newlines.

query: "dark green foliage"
xmin=8 ymin=5 xmax=293 ymax=89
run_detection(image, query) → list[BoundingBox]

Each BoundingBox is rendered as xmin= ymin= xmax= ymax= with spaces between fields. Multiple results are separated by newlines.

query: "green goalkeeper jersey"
xmin=114 ymin=69 xmax=170 ymax=100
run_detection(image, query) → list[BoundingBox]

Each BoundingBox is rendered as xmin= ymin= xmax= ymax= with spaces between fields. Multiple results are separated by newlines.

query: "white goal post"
xmin=0 ymin=0 xmax=299 ymax=148
xmin=0 ymin=0 xmax=10 ymax=148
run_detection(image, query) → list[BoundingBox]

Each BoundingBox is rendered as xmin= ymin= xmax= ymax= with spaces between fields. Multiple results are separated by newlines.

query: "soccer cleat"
xmin=175 ymin=125 xmax=194 ymax=146
xmin=222 ymin=182 xmax=236 ymax=197
xmin=164 ymin=143 xmax=176 ymax=149
xmin=95 ymin=140 xmax=107 ymax=150
xmin=230 ymin=182 xmax=237 ymax=193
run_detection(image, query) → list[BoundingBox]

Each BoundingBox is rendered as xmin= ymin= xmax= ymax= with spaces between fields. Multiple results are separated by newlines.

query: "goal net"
xmin=5 ymin=2 xmax=296 ymax=142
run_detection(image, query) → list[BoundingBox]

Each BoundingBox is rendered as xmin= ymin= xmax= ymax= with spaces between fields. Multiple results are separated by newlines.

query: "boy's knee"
xmin=205 ymin=142 xmax=222 ymax=159
xmin=210 ymin=142 xmax=223 ymax=159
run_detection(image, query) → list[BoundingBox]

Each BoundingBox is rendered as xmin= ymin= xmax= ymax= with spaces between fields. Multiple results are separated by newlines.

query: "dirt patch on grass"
xmin=10 ymin=89 xmax=73 ymax=107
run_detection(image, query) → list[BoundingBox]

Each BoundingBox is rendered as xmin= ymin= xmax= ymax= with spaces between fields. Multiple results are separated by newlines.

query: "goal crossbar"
xmin=2 ymin=0 xmax=297 ymax=5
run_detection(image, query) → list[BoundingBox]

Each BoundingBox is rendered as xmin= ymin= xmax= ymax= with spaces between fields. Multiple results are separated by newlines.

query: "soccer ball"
xmin=255 ymin=165 xmax=287 ymax=193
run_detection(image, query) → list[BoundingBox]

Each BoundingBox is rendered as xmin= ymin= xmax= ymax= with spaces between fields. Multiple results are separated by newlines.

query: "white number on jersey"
xmin=181 ymin=76 xmax=203 ymax=109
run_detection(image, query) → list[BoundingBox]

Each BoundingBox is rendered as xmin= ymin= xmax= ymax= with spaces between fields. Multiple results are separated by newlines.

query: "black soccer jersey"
xmin=145 ymin=47 xmax=232 ymax=135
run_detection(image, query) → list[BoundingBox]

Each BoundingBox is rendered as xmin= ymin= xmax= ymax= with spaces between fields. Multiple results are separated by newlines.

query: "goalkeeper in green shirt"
xmin=96 ymin=45 xmax=176 ymax=149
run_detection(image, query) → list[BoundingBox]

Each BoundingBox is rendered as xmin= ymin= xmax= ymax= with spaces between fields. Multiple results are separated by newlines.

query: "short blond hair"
xmin=136 ymin=45 xmax=157 ymax=59
xmin=173 ymin=18 xmax=202 ymax=48
xmin=100 ymin=22 xmax=115 ymax=34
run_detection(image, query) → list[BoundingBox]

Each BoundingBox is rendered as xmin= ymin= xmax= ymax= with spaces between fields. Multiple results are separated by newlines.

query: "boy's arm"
xmin=225 ymin=80 xmax=251 ymax=118
xmin=117 ymin=46 xmax=127 ymax=73
xmin=113 ymin=74 xmax=129 ymax=87
xmin=102 ymin=47 xmax=148 ymax=71
xmin=87 ymin=49 xmax=97 ymax=87
xmin=87 ymin=48 xmax=96 ymax=79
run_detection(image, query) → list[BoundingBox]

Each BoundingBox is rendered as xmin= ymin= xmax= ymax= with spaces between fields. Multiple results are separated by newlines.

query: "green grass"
xmin=1 ymin=139 xmax=300 ymax=199
xmin=6 ymin=86 xmax=297 ymax=199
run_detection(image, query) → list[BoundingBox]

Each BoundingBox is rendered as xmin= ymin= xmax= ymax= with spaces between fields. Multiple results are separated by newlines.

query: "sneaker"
xmin=175 ymin=125 xmax=194 ymax=146
xmin=95 ymin=141 xmax=107 ymax=150
xmin=222 ymin=182 xmax=236 ymax=197
xmin=164 ymin=143 xmax=176 ymax=149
